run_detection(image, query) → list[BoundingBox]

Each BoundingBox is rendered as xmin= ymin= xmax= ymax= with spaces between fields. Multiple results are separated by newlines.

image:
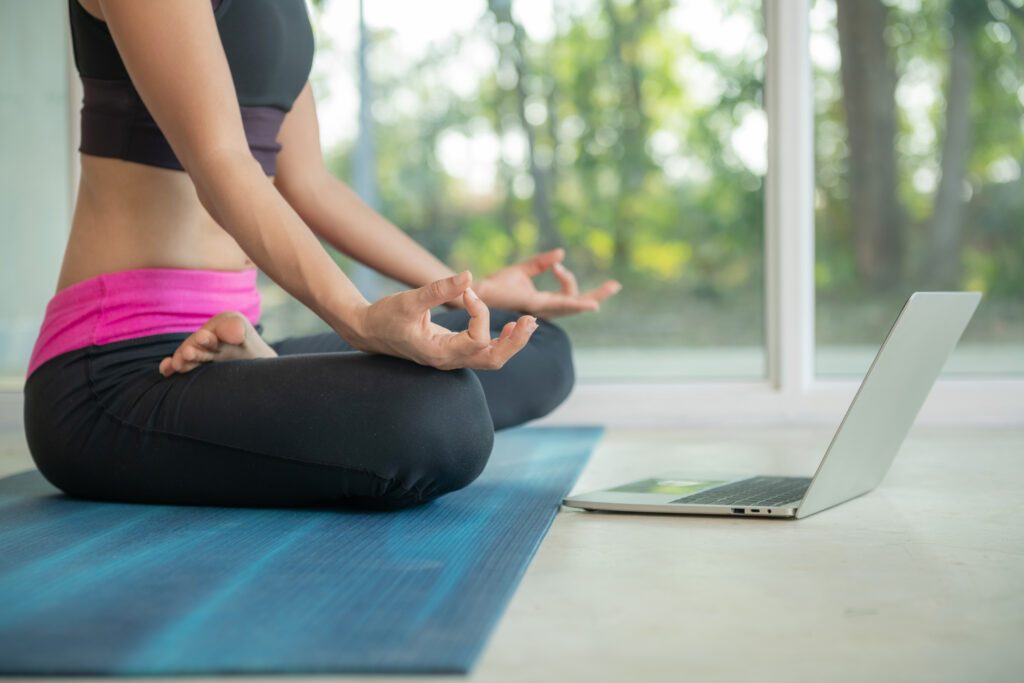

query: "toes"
xmin=210 ymin=312 xmax=248 ymax=347
xmin=159 ymin=311 xmax=267 ymax=378
xmin=159 ymin=336 xmax=208 ymax=377
xmin=193 ymin=328 xmax=219 ymax=350
xmin=180 ymin=343 xmax=214 ymax=364
xmin=171 ymin=350 xmax=193 ymax=374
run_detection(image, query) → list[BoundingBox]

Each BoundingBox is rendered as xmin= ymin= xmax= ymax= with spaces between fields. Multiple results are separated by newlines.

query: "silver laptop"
xmin=563 ymin=291 xmax=981 ymax=519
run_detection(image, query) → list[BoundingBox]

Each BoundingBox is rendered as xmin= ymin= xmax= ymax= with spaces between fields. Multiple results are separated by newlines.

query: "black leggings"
xmin=22 ymin=309 xmax=574 ymax=510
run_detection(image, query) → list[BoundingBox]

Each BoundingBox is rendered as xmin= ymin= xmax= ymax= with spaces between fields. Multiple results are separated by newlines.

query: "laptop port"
xmin=731 ymin=508 xmax=745 ymax=514
xmin=750 ymin=508 xmax=760 ymax=513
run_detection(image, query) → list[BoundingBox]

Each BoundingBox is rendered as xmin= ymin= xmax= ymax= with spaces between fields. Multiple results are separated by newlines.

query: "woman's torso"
xmin=58 ymin=0 xmax=312 ymax=292
xmin=59 ymin=153 xmax=250 ymax=291
xmin=59 ymin=151 xmax=249 ymax=289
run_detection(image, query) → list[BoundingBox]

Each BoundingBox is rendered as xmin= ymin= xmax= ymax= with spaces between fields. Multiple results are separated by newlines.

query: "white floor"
xmin=1 ymin=399 xmax=1021 ymax=682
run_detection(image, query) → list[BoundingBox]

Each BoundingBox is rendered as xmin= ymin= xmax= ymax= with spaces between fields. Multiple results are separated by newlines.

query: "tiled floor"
xmin=1 ymin=393 xmax=1021 ymax=682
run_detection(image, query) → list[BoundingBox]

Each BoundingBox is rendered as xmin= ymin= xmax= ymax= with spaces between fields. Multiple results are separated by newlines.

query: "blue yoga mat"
xmin=0 ymin=425 xmax=601 ymax=676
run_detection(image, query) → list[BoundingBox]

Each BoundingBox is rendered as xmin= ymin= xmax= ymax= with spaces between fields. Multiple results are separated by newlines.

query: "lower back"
xmin=57 ymin=154 xmax=255 ymax=292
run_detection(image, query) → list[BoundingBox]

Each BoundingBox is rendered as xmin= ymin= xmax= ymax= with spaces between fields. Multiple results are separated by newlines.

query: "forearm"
xmin=193 ymin=149 xmax=369 ymax=339
xmin=288 ymin=174 xmax=457 ymax=288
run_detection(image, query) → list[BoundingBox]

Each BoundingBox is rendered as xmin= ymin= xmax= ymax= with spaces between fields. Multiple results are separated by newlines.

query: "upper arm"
xmin=273 ymin=81 xmax=332 ymax=200
xmin=97 ymin=0 xmax=253 ymax=175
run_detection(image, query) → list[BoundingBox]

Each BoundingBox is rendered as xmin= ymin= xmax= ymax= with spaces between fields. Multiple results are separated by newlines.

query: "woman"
xmin=22 ymin=0 xmax=620 ymax=510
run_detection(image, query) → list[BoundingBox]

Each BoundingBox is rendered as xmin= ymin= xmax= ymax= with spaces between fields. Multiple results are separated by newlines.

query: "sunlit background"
xmin=0 ymin=0 xmax=1021 ymax=382
xmin=260 ymin=0 xmax=1024 ymax=380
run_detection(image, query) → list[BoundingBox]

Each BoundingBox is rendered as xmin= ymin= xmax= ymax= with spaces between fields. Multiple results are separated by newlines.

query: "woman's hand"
xmin=347 ymin=271 xmax=538 ymax=370
xmin=474 ymin=248 xmax=622 ymax=319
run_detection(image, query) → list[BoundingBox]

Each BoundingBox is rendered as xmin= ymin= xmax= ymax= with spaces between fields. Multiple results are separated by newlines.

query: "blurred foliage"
xmin=814 ymin=0 xmax=1024 ymax=344
xmin=313 ymin=0 xmax=1022 ymax=351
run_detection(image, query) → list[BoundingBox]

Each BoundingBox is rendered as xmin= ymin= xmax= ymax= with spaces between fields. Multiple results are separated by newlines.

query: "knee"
xmin=520 ymin=318 xmax=576 ymax=421
xmin=415 ymin=376 xmax=495 ymax=501
xmin=380 ymin=368 xmax=495 ymax=508
xmin=538 ymin=317 xmax=575 ymax=397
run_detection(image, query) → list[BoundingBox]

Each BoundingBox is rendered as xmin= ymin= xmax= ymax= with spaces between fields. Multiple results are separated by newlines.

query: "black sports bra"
xmin=68 ymin=0 xmax=314 ymax=176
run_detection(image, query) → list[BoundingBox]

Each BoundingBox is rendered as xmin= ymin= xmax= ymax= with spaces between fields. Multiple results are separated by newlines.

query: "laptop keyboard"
xmin=670 ymin=476 xmax=811 ymax=507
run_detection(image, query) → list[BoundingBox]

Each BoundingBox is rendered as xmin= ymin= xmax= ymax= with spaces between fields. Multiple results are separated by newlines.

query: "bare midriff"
xmin=56 ymin=154 xmax=257 ymax=293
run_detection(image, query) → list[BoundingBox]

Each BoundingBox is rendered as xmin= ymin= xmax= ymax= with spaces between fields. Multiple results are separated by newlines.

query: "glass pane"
xmin=812 ymin=0 xmax=1024 ymax=376
xmin=262 ymin=0 xmax=767 ymax=380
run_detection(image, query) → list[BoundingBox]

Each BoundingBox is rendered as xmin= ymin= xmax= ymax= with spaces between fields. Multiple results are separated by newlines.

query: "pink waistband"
xmin=27 ymin=267 xmax=261 ymax=378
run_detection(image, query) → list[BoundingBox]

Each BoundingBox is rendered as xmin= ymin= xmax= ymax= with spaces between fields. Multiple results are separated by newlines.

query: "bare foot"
xmin=158 ymin=311 xmax=277 ymax=377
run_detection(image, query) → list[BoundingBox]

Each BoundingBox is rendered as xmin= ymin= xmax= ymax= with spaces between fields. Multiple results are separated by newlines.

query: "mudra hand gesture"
xmin=473 ymin=248 xmax=622 ymax=319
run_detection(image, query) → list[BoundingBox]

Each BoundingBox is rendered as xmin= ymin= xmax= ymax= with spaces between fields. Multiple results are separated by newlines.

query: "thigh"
xmin=271 ymin=309 xmax=576 ymax=430
xmin=270 ymin=328 xmax=357 ymax=355
xmin=25 ymin=335 xmax=494 ymax=509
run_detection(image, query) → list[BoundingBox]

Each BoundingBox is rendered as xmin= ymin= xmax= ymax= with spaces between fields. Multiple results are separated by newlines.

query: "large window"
xmin=2 ymin=1 xmax=1021 ymax=418
xmin=259 ymin=0 xmax=768 ymax=380
xmin=811 ymin=0 xmax=1024 ymax=376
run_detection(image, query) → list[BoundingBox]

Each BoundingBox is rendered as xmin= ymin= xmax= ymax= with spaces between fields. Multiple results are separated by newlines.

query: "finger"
xmin=424 ymin=319 xmax=489 ymax=362
xmin=552 ymin=261 xmax=579 ymax=296
xmin=463 ymin=287 xmax=491 ymax=343
xmin=497 ymin=320 xmax=517 ymax=342
xmin=534 ymin=292 xmax=600 ymax=315
xmin=415 ymin=271 xmax=472 ymax=310
xmin=521 ymin=248 xmax=565 ymax=276
xmin=418 ymin=284 xmax=491 ymax=363
xmin=579 ymin=279 xmax=623 ymax=305
xmin=485 ymin=315 xmax=538 ymax=366
xmin=159 ymin=357 xmax=173 ymax=376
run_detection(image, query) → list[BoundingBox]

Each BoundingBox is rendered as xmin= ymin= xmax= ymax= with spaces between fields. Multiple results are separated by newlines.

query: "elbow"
xmin=274 ymin=164 xmax=332 ymax=208
xmin=187 ymin=145 xmax=262 ymax=181
xmin=185 ymin=146 xmax=266 ymax=224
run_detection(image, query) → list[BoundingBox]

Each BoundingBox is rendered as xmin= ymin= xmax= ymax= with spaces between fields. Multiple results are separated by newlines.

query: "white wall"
xmin=0 ymin=0 xmax=72 ymax=378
